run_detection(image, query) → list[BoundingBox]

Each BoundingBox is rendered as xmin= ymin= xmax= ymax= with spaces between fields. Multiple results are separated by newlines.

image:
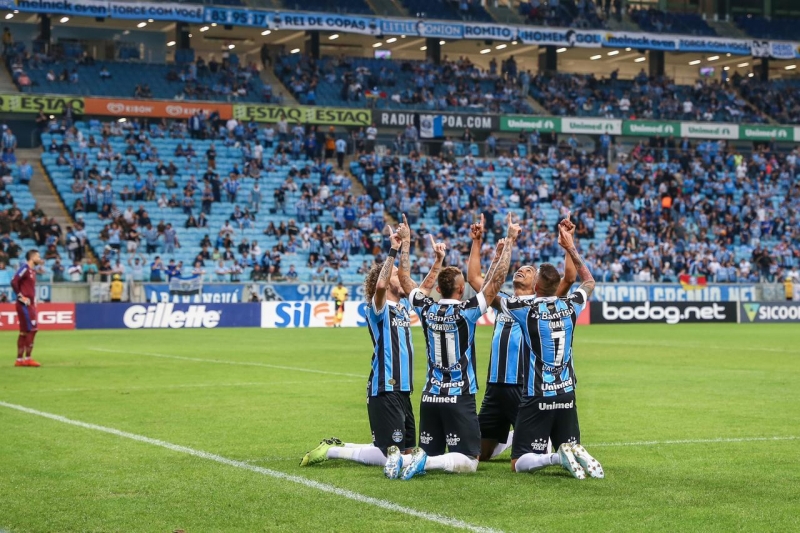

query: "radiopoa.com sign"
xmin=75 ymin=303 xmax=261 ymax=329
xmin=740 ymin=302 xmax=800 ymax=323
xmin=590 ymin=301 xmax=736 ymax=325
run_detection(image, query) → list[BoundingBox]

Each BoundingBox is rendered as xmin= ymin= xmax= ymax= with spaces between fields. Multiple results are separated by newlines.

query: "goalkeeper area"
xmin=1 ymin=324 xmax=798 ymax=532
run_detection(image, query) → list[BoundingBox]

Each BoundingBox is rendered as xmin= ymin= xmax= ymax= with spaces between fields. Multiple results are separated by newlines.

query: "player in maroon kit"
xmin=11 ymin=250 xmax=43 ymax=367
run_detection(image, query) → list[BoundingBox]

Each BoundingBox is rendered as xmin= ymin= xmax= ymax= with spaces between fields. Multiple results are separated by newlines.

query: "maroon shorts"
xmin=16 ymin=302 xmax=37 ymax=333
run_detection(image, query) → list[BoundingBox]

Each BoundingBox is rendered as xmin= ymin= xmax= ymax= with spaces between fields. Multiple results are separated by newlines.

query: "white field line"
xmin=588 ymin=436 xmax=800 ymax=447
xmin=577 ymin=339 xmax=796 ymax=354
xmin=43 ymin=380 xmax=361 ymax=393
xmin=0 ymin=401 xmax=501 ymax=533
xmin=90 ymin=348 xmax=364 ymax=378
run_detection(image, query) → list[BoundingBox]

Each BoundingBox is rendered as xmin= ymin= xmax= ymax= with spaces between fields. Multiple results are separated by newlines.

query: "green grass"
xmin=1 ymin=324 xmax=799 ymax=532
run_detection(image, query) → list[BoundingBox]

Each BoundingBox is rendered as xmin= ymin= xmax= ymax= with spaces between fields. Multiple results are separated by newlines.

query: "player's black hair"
xmin=25 ymin=249 xmax=40 ymax=260
xmin=536 ymin=264 xmax=561 ymax=297
xmin=437 ymin=267 xmax=464 ymax=299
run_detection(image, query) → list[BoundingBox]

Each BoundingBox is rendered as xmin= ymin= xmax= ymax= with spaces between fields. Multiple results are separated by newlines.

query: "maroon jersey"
xmin=11 ymin=263 xmax=36 ymax=302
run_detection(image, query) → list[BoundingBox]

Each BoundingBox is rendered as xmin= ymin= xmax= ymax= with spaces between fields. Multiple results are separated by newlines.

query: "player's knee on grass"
xmin=479 ymin=439 xmax=499 ymax=462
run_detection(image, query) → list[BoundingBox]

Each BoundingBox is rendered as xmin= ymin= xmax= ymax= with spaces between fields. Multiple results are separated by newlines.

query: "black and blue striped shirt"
xmin=366 ymin=298 xmax=414 ymax=396
xmin=501 ymin=290 xmax=588 ymax=398
xmin=487 ymin=293 xmax=526 ymax=386
xmin=410 ymin=289 xmax=487 ymax=396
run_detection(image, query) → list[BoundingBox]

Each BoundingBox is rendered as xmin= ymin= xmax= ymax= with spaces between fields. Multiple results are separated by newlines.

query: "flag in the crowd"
xmin=419 ymin=115 xmax=443 ymax=139
xmin=679 ymin=275 xmax=707 ymax=290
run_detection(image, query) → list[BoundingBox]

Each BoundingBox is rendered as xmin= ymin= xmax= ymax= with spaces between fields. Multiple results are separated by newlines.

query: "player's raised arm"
xmin=558 ymin=222 xmax=595 ymax=298
xmin=396 ymin=214 xmax=418 ymax=295
xmin=417 ymin=235 xmax=446 ymax=296
xmin=466 ymin=213 xmax=485 ymax=292
xmin=556 ymin=213 xmax=577 ymax=298
xmin=373 ymin=225 xmax=401 ymax=311
xmin=481 ymin=213 xmax=520 ymax=305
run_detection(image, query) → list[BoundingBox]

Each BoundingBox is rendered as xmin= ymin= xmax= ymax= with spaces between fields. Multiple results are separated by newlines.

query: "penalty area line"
xmin=588 ymin=436 xmax=800 ymax=447
xmin=90 ymin=348 xmax=363 ymax=378
xmin=0 ymin=401 xmax=502 ymax=533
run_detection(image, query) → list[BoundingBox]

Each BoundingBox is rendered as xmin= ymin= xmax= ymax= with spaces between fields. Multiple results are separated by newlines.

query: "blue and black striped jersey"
xmin=366 ymin=298 xmax=414 ymax=396
xmin=501 ymin=290 xmax=588 ymax=398
xmin=410 ymin=288 xmax=488 ymax=396
xmin=487 ymin=293 xmax=526 ymax=386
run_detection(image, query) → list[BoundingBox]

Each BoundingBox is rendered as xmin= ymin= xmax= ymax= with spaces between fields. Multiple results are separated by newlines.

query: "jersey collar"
xmin=438 ymin=298 xmax=462 ymax=305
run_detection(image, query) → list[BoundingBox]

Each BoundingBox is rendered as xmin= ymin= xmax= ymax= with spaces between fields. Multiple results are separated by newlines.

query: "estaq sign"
xmin=234 ymin=104 xmax=372 ymax=126
xmin=0 ymin=94 xmax=84 ymax=114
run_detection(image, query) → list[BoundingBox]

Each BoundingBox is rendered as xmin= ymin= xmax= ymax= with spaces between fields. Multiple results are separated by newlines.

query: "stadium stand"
xmin=528 ymin=72 xmax=765 ymax=123
xmin=34 ymin=111 xmax=800 ymax=285
xmin=13 ymin=55 xmax=269 ymax=103
xmin=285 ymin=0 xmax=374 ymax=15
xmin=274 ymin=55 xmax=534 ymax=114
xmin=39 ymin=119 xmax=381 ymax=284
xmin=734 ymin=15 xmax=798 ymax=41
xmin=401 ymin=0 xmax=493 ymax=22
xmin=629 ymin=7 xmax=716 ymax=36
xmin=737 ymin=78 xmax=800 ymax=125
xmin=346 ymin=138 xmax=798 ymax=283
xmin=519 ymin=0 xmax=607 ymax=29
xmin=0 ymin=140 xmax=61 ymax=283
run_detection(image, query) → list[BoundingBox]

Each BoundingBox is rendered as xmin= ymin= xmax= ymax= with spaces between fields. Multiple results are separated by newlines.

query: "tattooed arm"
xmin=418 ymin=235 xmax=446 ymax=296
xmin=374 ymin=226 xmax=402 ymax=311
xmin=396 ymin=217 xmax=418 ymax=296
xmin=481 ymin=215 xmax=521 ymax=305
xmin=466 ymin=214 xmax=485 ymax=292
xmin=557 ymin=223 xmax=595 ymax=298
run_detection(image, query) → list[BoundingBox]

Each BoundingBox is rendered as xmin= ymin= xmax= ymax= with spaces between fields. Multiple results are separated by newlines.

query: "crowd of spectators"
xmin=165 ymin=55 xmax=270 ymax=102
xmin=350 ymin=137 xmax=799 ymax=285
xmin=737 ymin=78 xmax=800 ymax=126
xmin=45 ymin=116 xmax=392 ymax=284
xmin=529 ymin=71 xmax=764 ymax=123
xmin=275 ymin=54 xmax=533 ymax=114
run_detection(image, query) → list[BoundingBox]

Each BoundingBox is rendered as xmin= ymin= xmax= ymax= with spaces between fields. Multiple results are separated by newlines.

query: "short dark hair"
xmin=536 ymin=263 xmax=561 ymax=297
xmin=437 ymin=267 xmax=464 ymax=299
xmin=25 ymin=249 xmax=39 ymax=260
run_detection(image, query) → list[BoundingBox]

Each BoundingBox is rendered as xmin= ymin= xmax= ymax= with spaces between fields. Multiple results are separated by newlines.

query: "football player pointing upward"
xmin=503 ymin=221 xmax=604 ymax=479
xmin=300 ymin=226 xmax=443 ymax=469
xmin=389 ymin=214 xmax=519 ymax=481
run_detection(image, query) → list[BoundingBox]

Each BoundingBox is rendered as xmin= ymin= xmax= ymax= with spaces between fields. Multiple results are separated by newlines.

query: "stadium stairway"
xmin=259 ymin=68 xmax=299 ymax=106
xmin=731 ymin=85 xmax=777 ymax=125
xmin=707 ymin=19 xmax=749 ymax=39
xmin=484 ymin=1 xmax=525 ymax=24
xmin=364 ymin=0 xmax=408 ymax=18
xmin=0 ymin=63 xmax=19 ymax=93
xmin=605 ymin=11 xmax=639 ymax=32
xmin=18 ymin=148 xmax=76 ymax=231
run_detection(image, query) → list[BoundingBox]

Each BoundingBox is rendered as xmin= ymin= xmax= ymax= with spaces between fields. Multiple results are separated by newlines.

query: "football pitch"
xmin=1 ymin=324 xmax=798 ymax=533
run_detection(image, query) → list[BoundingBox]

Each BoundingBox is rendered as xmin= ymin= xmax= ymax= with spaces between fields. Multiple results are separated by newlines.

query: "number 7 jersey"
xmin=501 ymin=290 xmax=588 ymax=398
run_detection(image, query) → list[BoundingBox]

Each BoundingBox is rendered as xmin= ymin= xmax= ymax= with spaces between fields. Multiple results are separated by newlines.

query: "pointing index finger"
xmin=429 ymin=234 xmax=436 ymax=248
xmin=402 ymin=214 xmax=409 ymax=226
